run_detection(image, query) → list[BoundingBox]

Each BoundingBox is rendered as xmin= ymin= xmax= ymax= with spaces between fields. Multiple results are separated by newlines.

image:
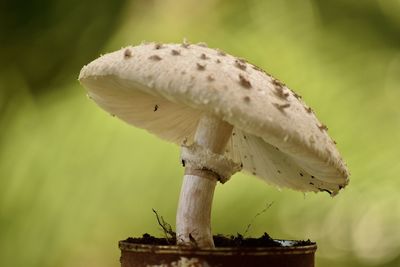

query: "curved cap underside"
xmin=79 ymin=42 xmax=349 ymax=195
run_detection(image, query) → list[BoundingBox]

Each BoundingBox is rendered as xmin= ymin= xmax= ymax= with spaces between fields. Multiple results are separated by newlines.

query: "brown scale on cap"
xmin=200 ymin=53 xmax=210 ymax=60
xmin=273 ymin=103 xmax=291 ymax=112
xmin=182 ymin=137 xmax=188 ymax=145
xmin=319 ymin=188 xmax=333 ymax=195
xmin=207 ymin=74 xmax=215 ymax=82
xmin=237 ymin=58 xmax=247 ymax=64
xmin=317 ymin=123 xmax=328 ymax=131
xmin=154 ymin=43 xmax=163 ymax=49
xmin=292 ymin=91 xmax=302 ymax=99
xmin=274 ymin=86 xmax=289 ymax=99
xmin=252 ymin=65 xmax=262 ymax=72
xmin=272 ymin=78 xmax=289 ymax=99
xmin=196 ymin=42 xmax=208 ymax=47
xmin=235 ymin=59 xmax=247 ymax=70
xmin=272 ymin=78 xmax=285 ymax=88
xmin=238 ymin=74 xmax=251 ymax=89
xmin=216 ymin=49 xmax=226 ymax=56
xmin=171 ymin=49 xmax=181 ymax=56
xmin=123 ymin=48 xmax=132 ymax=58
xmin=148 ymin=55 xmax=162 ymax=61
xmin=252 ymin=64 xmax=270 ymax=76
xmin=243 ymin=96 xmax=251 ymax=103
xmin=154 ymin=104 xmax=159 ymax=112
xmin=196 ymin=63 xmax=206 ymax=71
xmin=216 ymin=59 xmax=221 ymax=64
xmin=181 ymin=39 xmax=190 ymax=48
xmin=305 ymin=106 xmax=313 ymax=113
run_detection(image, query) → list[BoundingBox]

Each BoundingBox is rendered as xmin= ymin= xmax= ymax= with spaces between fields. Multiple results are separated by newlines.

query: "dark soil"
xmin=124 ymin=233 xmax=313 ymax=248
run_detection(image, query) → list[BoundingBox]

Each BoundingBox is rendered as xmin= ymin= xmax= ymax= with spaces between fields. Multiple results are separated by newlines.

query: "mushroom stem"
xmin=176 ymin=114 xmax=233 ymax=248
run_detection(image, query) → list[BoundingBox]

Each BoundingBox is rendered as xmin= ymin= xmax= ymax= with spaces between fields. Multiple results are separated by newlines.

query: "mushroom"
xmin=79 ymin=41 xmax=349 ymax=248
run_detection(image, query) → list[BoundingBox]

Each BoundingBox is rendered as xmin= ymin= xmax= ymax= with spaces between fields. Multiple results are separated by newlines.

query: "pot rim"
xmin=119 ymin=240 xmax=317 ymax=256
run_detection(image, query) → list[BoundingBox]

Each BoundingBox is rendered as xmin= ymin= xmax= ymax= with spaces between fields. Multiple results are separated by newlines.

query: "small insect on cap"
xmin=79 ymin=41 xmax=349 ymax=196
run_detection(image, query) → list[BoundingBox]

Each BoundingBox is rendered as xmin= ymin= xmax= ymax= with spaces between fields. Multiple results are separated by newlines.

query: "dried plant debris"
xmin=243 ymin=202 xmax=274 ymax=237
xmin=122 ymin=209 xmax=313 ymax=248
xmin=152 ymin=209 xmax=176 ymax=243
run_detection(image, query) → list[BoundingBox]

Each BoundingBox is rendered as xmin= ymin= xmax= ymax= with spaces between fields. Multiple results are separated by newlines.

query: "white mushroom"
xmin=79 ymin=41 xmax=349 ymax=248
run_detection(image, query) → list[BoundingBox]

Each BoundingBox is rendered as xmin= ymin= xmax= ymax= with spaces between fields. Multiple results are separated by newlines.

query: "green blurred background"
xmin=1 ymin=0 xmax=400 ymax=266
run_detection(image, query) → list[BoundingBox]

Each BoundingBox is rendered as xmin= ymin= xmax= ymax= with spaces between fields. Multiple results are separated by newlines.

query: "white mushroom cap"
xmin=79 ymin=42 xmax=349 ymax=196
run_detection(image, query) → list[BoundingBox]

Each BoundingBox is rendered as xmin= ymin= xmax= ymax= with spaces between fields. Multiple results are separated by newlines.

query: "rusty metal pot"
xmin=119 ymin=240 xmax=317 ymax=267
